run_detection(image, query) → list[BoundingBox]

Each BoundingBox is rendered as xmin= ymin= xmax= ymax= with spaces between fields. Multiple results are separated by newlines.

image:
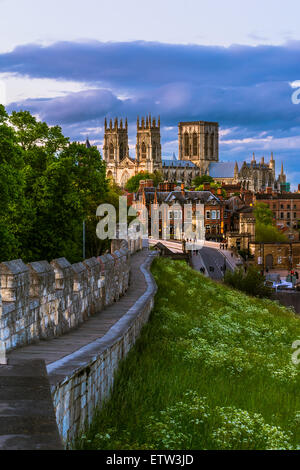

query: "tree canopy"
xmin=254 ymin=202 xmax=288 ymax=243
xmin=0 ymin=107 xmax=117 ymax=263
xmin=192 ymin=175 xmax=214 ymax=187
xmin=125 ymin=171 xmax=163 ymax=192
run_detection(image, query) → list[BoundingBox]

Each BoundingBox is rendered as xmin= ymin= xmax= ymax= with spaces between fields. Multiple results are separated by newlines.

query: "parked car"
xmin=265 ymin=275 xmax=293 ymax=291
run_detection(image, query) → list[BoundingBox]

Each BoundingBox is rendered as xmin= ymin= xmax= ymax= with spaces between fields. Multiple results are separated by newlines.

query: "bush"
xmin=224 ymin=265 xmax=272 ymax=298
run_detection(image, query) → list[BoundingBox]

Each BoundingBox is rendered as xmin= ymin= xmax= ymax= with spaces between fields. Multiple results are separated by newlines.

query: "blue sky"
xmin=1 ymin=0 xmax=300 ymax=187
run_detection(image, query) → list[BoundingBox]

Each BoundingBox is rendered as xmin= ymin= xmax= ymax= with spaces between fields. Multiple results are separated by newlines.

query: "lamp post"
xmin=83 ymin=219 xmax=86 ymax=260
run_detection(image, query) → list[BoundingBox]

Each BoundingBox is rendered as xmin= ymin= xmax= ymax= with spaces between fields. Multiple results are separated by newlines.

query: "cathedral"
xmin=102 ymin=116 xmax=286 ymax=191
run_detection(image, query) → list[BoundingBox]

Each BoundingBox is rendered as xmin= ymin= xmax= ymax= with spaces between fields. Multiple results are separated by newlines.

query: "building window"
xmin=206 ymin=210 xmax=210 ymax=219
xmin=193 ymin=133 xmax=198 ymax=156
xmin=287 ymin=204 xmax=290 ymax=209
xmin=287 ymin=212 xmax=290 ymax=219
xmin=141 ymin=142 xmax=147 ymax=159
xmin=211 ymin=210 xmax=217 ymax=219
xmin=204 ymin=134 xmax=208 ymax=156
xmin=184 ymin=133 xmax=189 ymax=156
xmin=280 ymin=212 xmax=284 ymax=219
xmin=294 ymin=213 xmax=297 ymax=218
xmin=280 ymin=204 xmax=284 ymax=209
xmin=109 ymin=143 xmax=114 ymax=160
xmin=119 ymin=142 xmax=124 ymax=160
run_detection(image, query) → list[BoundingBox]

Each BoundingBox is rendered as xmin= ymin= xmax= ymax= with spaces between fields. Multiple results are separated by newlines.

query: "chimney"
xmin=203 ymin=182 xmax=211 ymax=191
xmin=266 ymin=187 xmax=272 ymax=194
xmin=181 ymin=183 xmax=185 ymax=196
xmin=217 ymin=187 xmax=223 ymax=199
xmin=139 ymin=180 xmax=146 ymax=192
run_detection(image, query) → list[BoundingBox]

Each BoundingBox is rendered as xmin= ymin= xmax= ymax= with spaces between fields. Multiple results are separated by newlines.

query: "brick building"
xmin=255 ymin=192 xmax=300 ymax=229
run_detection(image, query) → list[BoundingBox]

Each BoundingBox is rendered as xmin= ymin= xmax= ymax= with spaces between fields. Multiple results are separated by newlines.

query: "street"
xmin=148 ymin=238 xmax=235 ymax=280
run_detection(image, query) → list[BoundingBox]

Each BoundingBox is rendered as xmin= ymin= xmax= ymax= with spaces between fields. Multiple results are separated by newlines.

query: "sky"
xmin=1 ymin=0 xmax=300 ymax=188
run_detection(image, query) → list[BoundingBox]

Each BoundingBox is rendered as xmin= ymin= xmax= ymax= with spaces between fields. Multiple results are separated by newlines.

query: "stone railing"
xmin=48 ymin=250 xmax=157 ymax=446
xmin=0 ymin=237 xmax=142 ymax=363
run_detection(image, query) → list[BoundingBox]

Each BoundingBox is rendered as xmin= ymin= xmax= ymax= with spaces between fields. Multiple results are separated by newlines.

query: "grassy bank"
xmin=77 ymin=258 xmax=300 ymax=450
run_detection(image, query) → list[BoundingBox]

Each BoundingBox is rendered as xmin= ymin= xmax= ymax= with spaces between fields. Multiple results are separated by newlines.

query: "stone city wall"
xmin=0 ymin=237 xmax=142 ymax=360
xmin=48 ymin=252 xmax=157 ymax=447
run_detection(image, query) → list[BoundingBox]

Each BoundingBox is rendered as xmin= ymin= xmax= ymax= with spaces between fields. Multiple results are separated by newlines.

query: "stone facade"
xmin=104 ymin=116 xmax=162 ymax=186
xmin=48 ymin=252 xmax=157 ymax=446
xmin=103 ymin=118 xmax=286 ymax=190
xmin=249 ymin=242 xmax=300 ymax=269
xmin=0 ymin=238 xmax=142 ymax=357
xmin=178 ymin=120 xmax=219 ymax=171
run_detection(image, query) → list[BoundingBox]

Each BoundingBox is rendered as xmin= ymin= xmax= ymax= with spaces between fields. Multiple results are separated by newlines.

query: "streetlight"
xmin=83 ymin=219 xmax=86 ymax=260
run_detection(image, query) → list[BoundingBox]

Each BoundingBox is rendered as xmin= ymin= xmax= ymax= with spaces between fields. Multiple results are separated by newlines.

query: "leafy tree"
xmin=254 ymin=202 xmax=288 ymax=243
xmin=0 ymin=106 xmax=33 ymax=261
xmin=125 ymin=171 xmax=163 ymax=192
xmin=195 ymin=181 xmax=226 ymax=198
xmin=224 ymin=266 xmax=272 ymax=298
xmin=192 ymin=175 xmax=214 ymax=187
xmin=0 ymin=107 xmax=116 ymax=263
xmin=254 ymin=202 xmax=274 ymax=225
xmin=255 ymin=223 xmax=288 ymax=243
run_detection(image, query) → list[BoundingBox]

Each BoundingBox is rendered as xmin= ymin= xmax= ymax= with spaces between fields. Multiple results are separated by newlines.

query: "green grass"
xmin=77 ymin=258 xmax=300 ymax=450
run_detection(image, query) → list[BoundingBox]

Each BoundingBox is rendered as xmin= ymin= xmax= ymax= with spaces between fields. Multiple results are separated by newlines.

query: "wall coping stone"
xmin=47 ymin=251 xmax=157 ymax=386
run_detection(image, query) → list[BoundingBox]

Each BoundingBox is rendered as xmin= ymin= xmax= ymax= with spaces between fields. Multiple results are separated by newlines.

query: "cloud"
xmin=2 ymin=39 xmax=300 ymax=187
xmin=1 ymin=40 xmax=300 ymax=88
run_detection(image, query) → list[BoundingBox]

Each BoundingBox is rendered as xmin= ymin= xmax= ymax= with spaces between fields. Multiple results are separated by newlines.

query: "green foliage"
xmin=77 ymin=258 xmax=300 ymax=450
xmin=254 ymin=202 xmax=288 ymax=243
xmin=254 ymin=202 xmax=274 ymax=225
xmin=0 ymin=107 xmax=116 ymax=262
xmin=224 ymin=266 xmax=272 ymax=298
xmin=195 ymin=181 xmax=226 ymax=197
xmin=192 ymin=175 xmax=214 ymax=186
xmin=256 ymin=222 xmax=288 ymax=243
xmin=125 ymin=171 xmax=163 ymax=192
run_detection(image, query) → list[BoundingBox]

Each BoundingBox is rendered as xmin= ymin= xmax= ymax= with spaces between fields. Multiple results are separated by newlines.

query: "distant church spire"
xmin=234 ymin=161 xmax=239 ymax=177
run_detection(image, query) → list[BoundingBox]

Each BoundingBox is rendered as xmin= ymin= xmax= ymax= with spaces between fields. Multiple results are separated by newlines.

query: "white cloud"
xmin=0 ymin=73 xmax=90 ymax=104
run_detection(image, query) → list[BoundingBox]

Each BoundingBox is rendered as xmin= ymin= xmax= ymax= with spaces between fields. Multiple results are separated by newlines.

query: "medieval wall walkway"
xmin=7 ymin=249 xmax=149 ymax=375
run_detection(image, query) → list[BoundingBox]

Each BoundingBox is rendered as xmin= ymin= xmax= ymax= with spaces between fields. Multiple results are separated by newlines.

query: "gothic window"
xmin=210 ymin=134 xmax=214 ymax=157
xmin=109 ymin=143 xmax=114 ymax=160
xmin=204 ymin=133 xmax=208 ymax=156
xmin=184 ymin=133 xmax=189 ymax=156
xmin=141 ymin=142 xmax=147 ymax=159
xmin=193 ymin=133 xmax=198 ymax=156
xmin=152 ymin=144 xmax=156 ymax=161
xmin=119 ymin=142 xmax=124 ymax=160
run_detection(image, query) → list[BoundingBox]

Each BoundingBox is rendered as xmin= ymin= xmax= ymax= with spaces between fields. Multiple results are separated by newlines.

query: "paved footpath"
xmin=7 ymin=249 xmax=149 ymax=367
